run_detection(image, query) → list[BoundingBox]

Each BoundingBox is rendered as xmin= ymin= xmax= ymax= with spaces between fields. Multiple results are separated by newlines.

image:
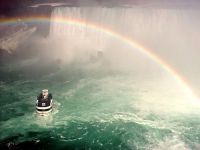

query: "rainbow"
xmin=0 ymin=16 xmax=199 ymax=103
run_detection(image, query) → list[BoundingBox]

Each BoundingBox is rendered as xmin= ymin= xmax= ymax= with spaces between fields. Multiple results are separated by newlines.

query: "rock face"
xmin=0 ymin=24 xmax=36 ymax=54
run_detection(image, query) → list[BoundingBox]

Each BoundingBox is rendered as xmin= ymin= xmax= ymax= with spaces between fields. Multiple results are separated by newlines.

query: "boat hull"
xmin=36 ymin=105 xmax=52 ymax=115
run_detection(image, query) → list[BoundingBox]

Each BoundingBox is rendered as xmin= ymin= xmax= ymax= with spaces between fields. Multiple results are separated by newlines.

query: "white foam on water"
xmin=152 ymin=136 xmax=190 ymax=150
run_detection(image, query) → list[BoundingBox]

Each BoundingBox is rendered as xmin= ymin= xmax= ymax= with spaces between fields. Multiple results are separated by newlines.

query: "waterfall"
xmin=49 ymin=7 xmax=199 ymax=70
xmin=49 ymin=7 xmax=192 ymax=46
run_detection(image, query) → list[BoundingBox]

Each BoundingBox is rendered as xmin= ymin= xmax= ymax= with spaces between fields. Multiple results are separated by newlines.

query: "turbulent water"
xmin=1 ymin=6 xmax=200 ymax=150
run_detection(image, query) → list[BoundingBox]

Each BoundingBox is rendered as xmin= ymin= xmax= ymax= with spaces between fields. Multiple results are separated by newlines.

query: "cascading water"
xmin=49 ymin=7 xmax=196 ymax=53
xmin=49 ymin=7 xmax=199 ymax=73
xmin=1 ymin=6 xmax=200 ymax=150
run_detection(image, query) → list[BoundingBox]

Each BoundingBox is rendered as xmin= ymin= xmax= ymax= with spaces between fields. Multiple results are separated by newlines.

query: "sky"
xmin=1 ymin=0 xmax=200 ymax=17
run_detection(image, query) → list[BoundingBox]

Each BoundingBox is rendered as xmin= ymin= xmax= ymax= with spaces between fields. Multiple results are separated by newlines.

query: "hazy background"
xmin=1 ymin=1 xmax=199 ymax=95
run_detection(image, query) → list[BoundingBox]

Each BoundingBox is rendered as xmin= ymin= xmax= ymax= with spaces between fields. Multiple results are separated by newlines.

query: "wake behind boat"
xmin=36 ymin=89 xmax=53 ymax=115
